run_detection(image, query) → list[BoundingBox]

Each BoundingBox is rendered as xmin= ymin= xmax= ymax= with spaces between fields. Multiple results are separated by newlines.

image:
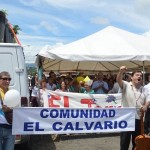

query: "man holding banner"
xmin=0 ymin=71 xmax=15 ymax=150
xmin=117 ymin=66 xmax=150 ymax=150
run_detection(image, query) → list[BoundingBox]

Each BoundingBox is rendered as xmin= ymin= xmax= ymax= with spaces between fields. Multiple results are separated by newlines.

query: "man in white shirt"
xmin=117 ymin=66 xmax=150 ymax=150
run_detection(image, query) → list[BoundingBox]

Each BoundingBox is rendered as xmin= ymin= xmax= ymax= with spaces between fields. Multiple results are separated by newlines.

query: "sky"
xmin=1 ymin=0 xmax=150 ymax=63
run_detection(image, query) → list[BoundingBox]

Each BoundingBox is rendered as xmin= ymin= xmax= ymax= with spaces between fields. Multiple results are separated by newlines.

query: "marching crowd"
xmin=29 ymin=70 xmax=135 ymax=108
xmin=29 ymin=71 xmax=123 ymax=107
xmin=30 ymin=72 xmax=110 ymax=106
xmin=1 ymin=67 xmax=150 ymax=150
xmin=29 ymin=68 xmax=150 ymax=150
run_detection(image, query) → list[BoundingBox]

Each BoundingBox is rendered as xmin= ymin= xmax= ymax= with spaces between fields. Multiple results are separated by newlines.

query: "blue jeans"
xmin=0 ymin=126 xmax=15 ymax=150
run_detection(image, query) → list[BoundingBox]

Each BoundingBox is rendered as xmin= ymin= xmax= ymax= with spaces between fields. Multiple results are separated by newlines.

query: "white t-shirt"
xmin=31 ymin=86 xmax=38 ymax=97
xmin=39 ymin=89 xmax=49 ymax=107
xmin=144 ymin=83 xmax=150 ymax=95
xmin=144 ymin=83 xmax=150 ymax=108
xmin=122 ymin=81 xmax=149 ymax=119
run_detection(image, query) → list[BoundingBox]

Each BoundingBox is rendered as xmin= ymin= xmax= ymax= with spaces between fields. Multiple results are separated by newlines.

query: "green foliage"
xmin=13 ymin=25 xmax=21 ymax=34
xmin=27 ymin=67 xmax=37 ymax=76
xmin=0 ymin=9 xmax=8 ymax=15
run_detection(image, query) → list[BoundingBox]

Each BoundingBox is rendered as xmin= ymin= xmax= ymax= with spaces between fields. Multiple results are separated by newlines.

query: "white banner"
xmin=43 ymin=90 xmax=122 ymax=108
xmin=12 ymin=108 xmax=136 ymax=135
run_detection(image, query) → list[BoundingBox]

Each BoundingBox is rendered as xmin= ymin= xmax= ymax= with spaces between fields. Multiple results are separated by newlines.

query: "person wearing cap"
xmin=79 ymin=79 xmax=95 ymax=94
xmin=83 ymin=80 xmax=95 ymax=94
xmin=76 ymin=72 xmax=84 ymax=83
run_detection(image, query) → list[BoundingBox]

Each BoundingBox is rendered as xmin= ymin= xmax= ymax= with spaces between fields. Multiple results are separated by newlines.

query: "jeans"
xmin=0 ymin=126 xmax=15 ymax=150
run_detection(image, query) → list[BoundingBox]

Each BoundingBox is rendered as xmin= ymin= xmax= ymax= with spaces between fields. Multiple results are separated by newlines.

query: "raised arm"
xmin=116 ymin=66 xmax=127 ymax=89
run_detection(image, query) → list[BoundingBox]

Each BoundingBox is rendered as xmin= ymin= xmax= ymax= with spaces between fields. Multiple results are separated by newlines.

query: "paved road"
xmin=15 ymin=133 xmax=132 ymax=150
xmin=55 ymin=133 xmax=121 ymax=150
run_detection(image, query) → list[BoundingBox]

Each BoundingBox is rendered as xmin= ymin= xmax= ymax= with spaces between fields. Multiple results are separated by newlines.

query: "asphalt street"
xmin=15 ymin=133 xmax=132 ymax=150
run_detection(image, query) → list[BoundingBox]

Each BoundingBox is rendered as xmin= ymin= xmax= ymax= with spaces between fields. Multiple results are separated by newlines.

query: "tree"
xmin=0 ymin=9 xmax=8 ymax=16
xmin=13 ymin=25 xmax=21 ymax=34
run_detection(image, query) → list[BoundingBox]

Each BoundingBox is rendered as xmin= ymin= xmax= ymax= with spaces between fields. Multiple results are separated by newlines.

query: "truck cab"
xmin=0 ymin=43 xmax=30 ymax=145
xmin=0 ymin=43 xmax=29 ymax=106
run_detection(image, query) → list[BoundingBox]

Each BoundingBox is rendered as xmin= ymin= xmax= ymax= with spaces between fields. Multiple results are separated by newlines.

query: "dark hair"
xmin=66 ymin=77 xmax=73 ymax=81
xmin=124 ymin=73 xmax=131 ymax=80
xmin=131 ymin=71 xmax=142 ymax=77
xmin=49 ymin=71 xmax=55 ymax=76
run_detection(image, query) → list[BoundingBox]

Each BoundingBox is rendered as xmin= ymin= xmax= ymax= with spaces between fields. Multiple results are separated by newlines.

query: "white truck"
xmin=0 ymin=43 xmax=30 ymax=147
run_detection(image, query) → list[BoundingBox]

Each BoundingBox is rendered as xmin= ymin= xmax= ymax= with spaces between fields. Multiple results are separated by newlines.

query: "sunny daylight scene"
xmin=1 ymin=0 xmax=150 ymax=150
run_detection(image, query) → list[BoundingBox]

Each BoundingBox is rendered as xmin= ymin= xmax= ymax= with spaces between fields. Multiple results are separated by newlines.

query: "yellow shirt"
xmin=0 ymin=87 xmax=9 ymax=124
xmin=0 ymin=88 xmax=5 ymax=100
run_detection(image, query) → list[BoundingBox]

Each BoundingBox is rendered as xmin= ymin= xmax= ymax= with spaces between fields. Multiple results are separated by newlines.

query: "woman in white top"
xmin=39 ymin=80 xmax=48 ymax=107
xmin=31 ymin=83 xmax=39 ymax=107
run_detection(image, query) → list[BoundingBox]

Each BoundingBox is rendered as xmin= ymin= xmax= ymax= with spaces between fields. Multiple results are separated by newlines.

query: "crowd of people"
xmin=29 ymin=70 xmax=136 ymax=108
xmin=30 ymin=71 xmax=111 ymax=107
xmin=1 ymin=68 xmax=150 ymax=150
xmin=28 ymin=69 xmax=150 ymax=150
xmin=117 ymin=66 xmax=150 ymax=150
xmin=29 ymin=71 xmax=124 ymax=106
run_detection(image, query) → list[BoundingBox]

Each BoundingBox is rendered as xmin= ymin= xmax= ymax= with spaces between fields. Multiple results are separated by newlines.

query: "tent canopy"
xmin=37 ymin=26 xmax=150 ymax=72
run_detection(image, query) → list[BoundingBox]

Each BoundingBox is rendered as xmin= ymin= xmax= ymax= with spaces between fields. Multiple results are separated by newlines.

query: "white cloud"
xmin=53 ymin=17 xmax=80 ymax=29
xmin=23 ymin=45 xmax=41 ymax=63
xmin=42 ymin=0 xmax=106 ymax=9
xmin=97 ymin=2 xmax=150 ymax=32
xmin=19 ymin=0 xmax=106 ymax=11
xmin=135 ymin=0 xmax=150 ymax=16
xmin=4 ymin=0 xmax=150 ymax=33
xmin=23 ymin=43 xmax=64 ymax=63
xmin=1 ymin=3 xmax=79 ymax=30
xmin=19 ymin=0 xmax=41 ymax=6
xmin=17 ymin=32 xmax=65 ymax=63
xmin=18 ymin=32 xmax=65 ymax=45
xmin=26 ymin=25 xmax=40 ymax=33
xmin=40 ymin=21 xmax=59 ymax=34
xmin=90 ymin=16 xmax=110 ymax=25
xmin=143 ymin=30 xmax=150 ymax=37
xmin=2 ymin=0 xmax=150 ymax=63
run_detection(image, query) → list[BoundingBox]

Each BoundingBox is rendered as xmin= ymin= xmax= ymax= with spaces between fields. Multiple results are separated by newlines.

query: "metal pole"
xmin=143 ymin=61 xmax=145 ymax=86
xmin=37 ymin=55 xmax=41 ymax=106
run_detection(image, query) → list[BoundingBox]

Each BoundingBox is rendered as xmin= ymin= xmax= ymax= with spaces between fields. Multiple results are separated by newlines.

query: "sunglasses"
xmin=0 ymin=78 xmax=12 ymax=81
